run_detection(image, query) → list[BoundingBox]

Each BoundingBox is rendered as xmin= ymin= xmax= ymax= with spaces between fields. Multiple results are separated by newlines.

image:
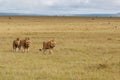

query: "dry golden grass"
xmin=0 ymin=16 xmax=120 ymax=80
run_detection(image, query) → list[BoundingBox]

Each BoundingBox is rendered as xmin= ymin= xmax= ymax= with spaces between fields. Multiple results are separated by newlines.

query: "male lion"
xmin=39 ymin=39 xmax=56 ymax=54
xmin=20 ymin=37 xmax=31 ymax=52
xmin=13 ymin=38 xmax=21 ymax=52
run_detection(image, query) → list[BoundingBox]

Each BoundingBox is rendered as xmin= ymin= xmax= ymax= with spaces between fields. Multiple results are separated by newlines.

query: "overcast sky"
xmin=0 ymin=0 xmax=120 ymax=14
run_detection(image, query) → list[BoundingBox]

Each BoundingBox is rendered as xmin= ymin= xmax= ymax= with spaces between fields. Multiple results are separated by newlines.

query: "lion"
xmin=39 ymin=39 xmax=56 ymax=54
xmin=13 ymin=38 xmax=21 ymax=52
xmin=20 ymin=37 xmax=31 ymax=52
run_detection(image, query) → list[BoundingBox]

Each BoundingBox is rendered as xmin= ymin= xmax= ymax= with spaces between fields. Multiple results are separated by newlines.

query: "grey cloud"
xmin=0 ymin=0 xmax=119 ymax=14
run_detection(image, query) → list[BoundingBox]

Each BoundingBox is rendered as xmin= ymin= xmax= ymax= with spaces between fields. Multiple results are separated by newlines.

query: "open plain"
xmin=0 ymin=16 xmax=120 ymax=80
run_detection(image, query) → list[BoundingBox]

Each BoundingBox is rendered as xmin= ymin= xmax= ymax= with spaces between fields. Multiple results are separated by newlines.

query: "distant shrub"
xmin=97 ymin=63 xmax=108 ymax=69
xmin=107 ymin=38 xmax=112 ymax=40
xmin=9 ymin=17 xmax=12 ymax=19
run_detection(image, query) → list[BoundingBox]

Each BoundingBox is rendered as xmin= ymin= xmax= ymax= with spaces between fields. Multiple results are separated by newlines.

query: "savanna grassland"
xmin=0 ymin=16 xmax=120 ymax=80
